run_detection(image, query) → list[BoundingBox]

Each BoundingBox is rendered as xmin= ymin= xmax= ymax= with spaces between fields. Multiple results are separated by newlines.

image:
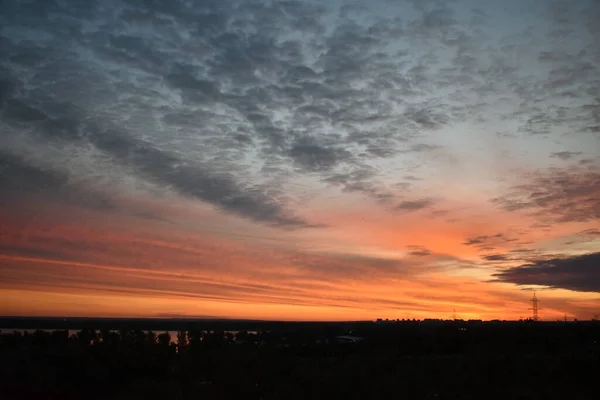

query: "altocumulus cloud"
xmin=1 ymin=0 xmax=599 ymax=226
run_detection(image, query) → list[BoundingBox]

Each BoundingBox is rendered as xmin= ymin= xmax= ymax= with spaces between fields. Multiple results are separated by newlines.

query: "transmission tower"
xmin=529 ymin=292 xmax=541 ymax=321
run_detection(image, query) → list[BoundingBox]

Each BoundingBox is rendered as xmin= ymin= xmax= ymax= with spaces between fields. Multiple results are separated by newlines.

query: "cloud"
xmin=563 ymin=229 xmax=600 ymax=245
xmin=492 ymin=252 xmax=600 ymax=293
xmin=409 ymin=250 xmax=432 ymax=257
xmin=286 ymin=247 xmax=472 ymax=284
xmin=483 ymin=254 xmax=510 ymax=261
xmin=463 ymin=233 xmax=516 ymax=247
xmin=2 ymin=0 xmax=457 ymax=219
xmin=491 ymin=166 xmax=600 ymax=223
xmin=289 ymin=252 xmax=405 ymax=281
xmin=288 ymin=139 xmax=352 ymax=173
xmin=2 ymin=122 xmax=309 ymax=226
xmin=509 ymin=248 xmax=536 ymax=254
xmin=410 ymin=143 xmax=441 ymax=153
xmin=2 ymin=0 xmax=596 ymax=222
xmin=0 ymin=244 xmax=75 ymax=261
xmin=580 ymin=229 xmax=600 ymax=236
xmin=322 ymin=166 xmax=396 ymax=204
xmin=550 ymin=151 xmax=583 ymax=160
xmin=0 ymin=150 xmax=65 ymax=193
xmin=463 ymin=236 xmax=487 ymax=246
xmin=0 ymin=150 xmax=119 ymax=211
xmin=404 ymin=107 xmax=450 ymax=130
xmin=407 ymin=245 xmax=433 ymax=257
xmin=115 ymin=144 xmax=311 ymax=227
xmin=396 ymin=198 xmax=435 ymax=211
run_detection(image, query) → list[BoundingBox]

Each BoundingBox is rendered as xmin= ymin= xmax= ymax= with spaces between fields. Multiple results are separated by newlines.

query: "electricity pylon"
xmin=529 ymin=292 xmax=541 ymax=321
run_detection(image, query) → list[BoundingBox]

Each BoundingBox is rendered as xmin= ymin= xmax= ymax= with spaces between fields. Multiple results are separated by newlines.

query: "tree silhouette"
xmin=77 ymin=327 xmax=97 ymax=344
xmin=176 ymin=330 xmax=187 ymax=347
xmin=158 ymin=331 xmax=171 ymax=347
xmin=146 ymin=330 xmax=157 ymax=345
xmin=1 ymin=322 xmax=598 ymax=399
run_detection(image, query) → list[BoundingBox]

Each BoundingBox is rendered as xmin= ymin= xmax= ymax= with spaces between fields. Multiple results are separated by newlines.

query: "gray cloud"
xmin=3 ymin=95 xmax=310 ymax=226
xmin=462 ymin=234 xmax=520 ymax=256
xmin=1 ymin=0 xmax=599 ymax=226
xmin=396 ymin=198 xmax=435 ymax=211
xmin=492 ymin=252 xmax=600 ymax=293
xmin=491 ymin=166 xmax=600 ymax=224
xmin=93 ymin=133 xmax=310 ymax=227
xmin=322 ymin=166 xmax=396 ymax=204
xmin=290 ymin=252 xmax=405 ymax=281
xmin=0 ymin=243 xmax=76 ymax=261
xmin=409 ymin=250 xmax=432 ymax=257
xmin=407 ymin=245 xmax=432 ymax=257
xmin=463 ymin=233 xmax=515 ymax=246
xmin=0 ymin=150 xmax=118 ymax=211
xmin=288 ymin=139 xmax=352 ymax=173
xmin=0 ymin=151 xmax=65 ymax=193
xmin=404 ymin=108 xmax=450 ymax=130
xmin=580 ymin=229 xmax=600 ymax=236
xmin=288 ymin=248 xmax=463 ymax=283
xmin=509 ymin=248 xmax=536 ymax=254
xmin=483 ymin=254 xmax=510 ymax=261
xmin=410 ymin=143 xmax=441 ymax=153
xmin=563 ymin=229 xmax=600 ymax=245
xmin=550 ymin=151 xmax=583 ymax=160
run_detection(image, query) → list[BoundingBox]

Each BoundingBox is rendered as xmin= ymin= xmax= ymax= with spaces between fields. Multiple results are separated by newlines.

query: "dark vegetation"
xmin=0 ymin=318 xmax=598 ymax=399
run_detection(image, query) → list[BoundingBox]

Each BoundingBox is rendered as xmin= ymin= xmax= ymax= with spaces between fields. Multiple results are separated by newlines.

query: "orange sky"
xmin=1 ymin=186 xmax=598 ymax=321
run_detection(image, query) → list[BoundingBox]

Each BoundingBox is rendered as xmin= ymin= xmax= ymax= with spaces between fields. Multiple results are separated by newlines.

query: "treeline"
xmin=1 ymin=323 xmax=598 ymax=399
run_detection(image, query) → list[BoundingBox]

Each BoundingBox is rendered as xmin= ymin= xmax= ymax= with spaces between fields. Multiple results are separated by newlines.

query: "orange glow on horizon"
xmin=1 ymin=179 xmax=599 ymax=322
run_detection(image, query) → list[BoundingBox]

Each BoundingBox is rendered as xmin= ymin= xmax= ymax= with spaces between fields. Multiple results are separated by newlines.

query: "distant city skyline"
xmin=0 ymin=0 xmax=599 ymax=320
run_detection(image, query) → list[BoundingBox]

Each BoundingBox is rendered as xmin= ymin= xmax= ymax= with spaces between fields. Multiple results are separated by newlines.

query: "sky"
xmin=0 ymin=0 xmax=599 ymax=321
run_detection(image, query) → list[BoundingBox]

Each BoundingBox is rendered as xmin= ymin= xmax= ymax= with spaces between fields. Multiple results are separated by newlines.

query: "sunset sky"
xmin=1 ymin=0 xmax=599 ymax=321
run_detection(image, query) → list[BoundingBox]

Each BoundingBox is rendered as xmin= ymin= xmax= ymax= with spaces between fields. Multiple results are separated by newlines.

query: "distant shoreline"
xmin=0 ymin=316 xmax=373 ymax=330
xmin=1 ymin=316 xmax=594 ymax=331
